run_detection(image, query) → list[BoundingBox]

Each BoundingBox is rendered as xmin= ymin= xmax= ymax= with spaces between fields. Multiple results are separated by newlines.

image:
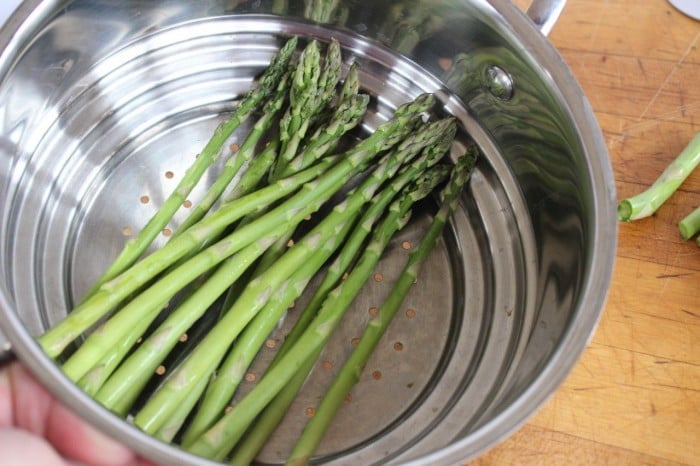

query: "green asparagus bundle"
xmin=36 ymin=35 xmax=480 ymax=466
xmin=286 ymin=151 xmax=475 ymax=466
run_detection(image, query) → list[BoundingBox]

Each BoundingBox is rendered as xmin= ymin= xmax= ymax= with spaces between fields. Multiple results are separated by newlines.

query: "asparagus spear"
xmin=217 ymin=88 xmax=369 ymax=320
xmin=281 ymin=93 xmax=369 ymax=177
xmin=222 ymin=80 xmax=368 ymax=206
xmin=229 ymin=162 xmax=455 ymax=466
xmin=131 ymin=115 xmax=450 ymax=436
xmin=38 ymin=154 xmax=339 ymax=359
xmin=180 ymin=218 xmax=357 ymax=447
xmin=155 ymin=373 xmax=210 ymax=443
xmin=337 ymin=62 xmax=360 ymax=107
xmin=92 ymin=224 xmax=289 ymax=415
xmin=222 ymin=139 xmax=280 ymax=203
xmin=238 ymin=70 xmax=368 ymax=303
xmin=42 ymin=88 xmax=430 ymax=359
xmin=273 ymin=40 xmax=322 ymax=176
xmin=75 ymin=307 xmax=157 ymax=396
xmin=275 ymin=136 xmax=454 ymax=366
xmin=228 ymin=92 xmax=369 ymax=285
xmin=304 ymin=0 xmax=342 ymax=23
xmin=82 ymin=37 xmax=298 ymax=298
xmin=182 ymin=137 xmax=454 ymax=447
xmin=679 ymin=206 xmax=700 ymax=240
xmin=147 ymin=302 xmax=230 ymax=443
xmin=286 ymin=151 xmax=476 ymax=466
xmin=618 ymin=131 xmax=700 ymax=221
xmin=273 ymin=39 xmax=342 ymax=179
xmin=171 ymin=72 xmax=291 ymax=238
xmin=187 ymin=155 xmax=456 ymax=461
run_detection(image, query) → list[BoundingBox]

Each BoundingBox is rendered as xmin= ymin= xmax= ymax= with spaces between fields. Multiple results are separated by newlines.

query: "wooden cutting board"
xmin=473 ymin=1 xmax=700 ymax=465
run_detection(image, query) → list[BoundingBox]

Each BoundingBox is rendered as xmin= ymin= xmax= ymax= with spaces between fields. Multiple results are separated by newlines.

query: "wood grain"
xmin=473 ymin=1 xmax=700 ymax=465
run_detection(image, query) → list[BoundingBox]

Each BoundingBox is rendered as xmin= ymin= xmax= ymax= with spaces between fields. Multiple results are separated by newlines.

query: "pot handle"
xmin=526 ymin=0 xmax=567 ymax=36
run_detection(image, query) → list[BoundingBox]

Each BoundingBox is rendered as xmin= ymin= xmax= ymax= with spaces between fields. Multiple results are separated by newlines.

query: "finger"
xmin=9 ymin=362 xmax=140 ymax=466
xmin=46 ymin=401 xmax=139 ymax=466
xmin=8 ymin=361 xmax=53 ymax=435
xmin=0 ymin=427 xmax=68 ymax=466
xmin=0 ymin=365 xmax=12 ymax=426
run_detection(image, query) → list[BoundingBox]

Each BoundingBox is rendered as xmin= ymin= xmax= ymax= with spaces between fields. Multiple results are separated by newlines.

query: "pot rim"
xmin=0 ymin=1 xmax=617 ymax=465
xmin=401 ymin=1 xmax=616 ymax=463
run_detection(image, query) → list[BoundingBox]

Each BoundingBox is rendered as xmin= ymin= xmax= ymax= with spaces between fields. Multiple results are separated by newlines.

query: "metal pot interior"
xmin=0 ymin=0 xmax=616 ymax=465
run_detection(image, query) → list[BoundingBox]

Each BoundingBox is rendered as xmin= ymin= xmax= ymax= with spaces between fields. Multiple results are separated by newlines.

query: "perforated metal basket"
xmin=0 ymin=1 xmax=616 ymax=465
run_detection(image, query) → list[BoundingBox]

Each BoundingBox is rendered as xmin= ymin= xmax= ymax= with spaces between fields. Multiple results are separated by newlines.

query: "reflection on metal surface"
xmin=485 ymin=65 xmax=514 ymax=100
xmin=0 ymin=1 xmax=615 ymax=466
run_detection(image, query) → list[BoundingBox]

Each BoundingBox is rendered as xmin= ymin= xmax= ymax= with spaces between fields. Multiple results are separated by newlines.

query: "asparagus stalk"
xmin=155 ymin=373 xmax=210 ymax=443
xmin=223 ymin=84 xmax=368 ymax=206
xmin=38 ymin=155 xmax=340 ymax=359
xmin=82 ymin=37 xmax=298 ymax=298
xmin=304 ymin=0 xmax=342 ymax=23
xmin=180 ymin=218 xmax=357 ymax=447
xmin=272 ymin=134 xmax=455 ymax=367
xmin=286 ymin=152 xmax=476 ymax=466
xmin=228 ymin=346 xmax=317 ymax=466
xmin=618 ymin=131 xmax=700 ymax=221
xmin=45 ymin=82 xmax=431 ymax=359
xmin=183 ymin=142 xmax=453 ymax=447
xmin=231 ymin=92 xmax=370 ymax=288
xmin=146 ymin=302 xmax=230 ymax=443
xmin=62 ymin=154 xmax=369 ymax=384
xmin=238 ymin=74 xmax=368 ymax=302
xmin=187 ymin=155 xmax=454 ymax=461
xmin=217 ymin=89 xmax=369 ymax=318
xmin=131 ymin=115 xmax=450 ymax=436
xmin=338 ymin=62 xmax=360 ymax=107
xmin=171 ymin=72 xmax=291 ymax=238
xmin=679 ymin=206 xmax=700 ymax=240
xmin=74 ymin=299 xmax=167 ymax=396
xmin=222 ymin=139 xmax=280 ymax=203
xmin=300 ymin=61 xmax=360 ymax=140
xmin=311 ymin=38 xmax=343 ymax=118
xmin=229 ymin=162 xmax=454 ymax=466
xmin=92 ymin=225 xmax=290 ymax=415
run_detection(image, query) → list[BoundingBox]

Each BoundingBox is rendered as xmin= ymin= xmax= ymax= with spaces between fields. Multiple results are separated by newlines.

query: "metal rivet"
xmin=485 ymin=65 xmax=514 ymax=101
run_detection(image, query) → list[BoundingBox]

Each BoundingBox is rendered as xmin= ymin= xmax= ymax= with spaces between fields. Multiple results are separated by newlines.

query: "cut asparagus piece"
xmin=679 ymin=206 xmax=700 ymax=240
xmin=618 ymin=131 xmax=700 ymax=221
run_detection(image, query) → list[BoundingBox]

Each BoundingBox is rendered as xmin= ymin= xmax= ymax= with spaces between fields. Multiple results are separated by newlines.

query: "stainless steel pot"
xmin=0 ymin=0 xmax=617 ymax=465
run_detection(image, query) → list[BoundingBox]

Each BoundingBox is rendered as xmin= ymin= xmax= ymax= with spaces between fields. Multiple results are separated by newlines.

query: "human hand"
xmin=0 ymin=360 xmax=158 ymax=466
